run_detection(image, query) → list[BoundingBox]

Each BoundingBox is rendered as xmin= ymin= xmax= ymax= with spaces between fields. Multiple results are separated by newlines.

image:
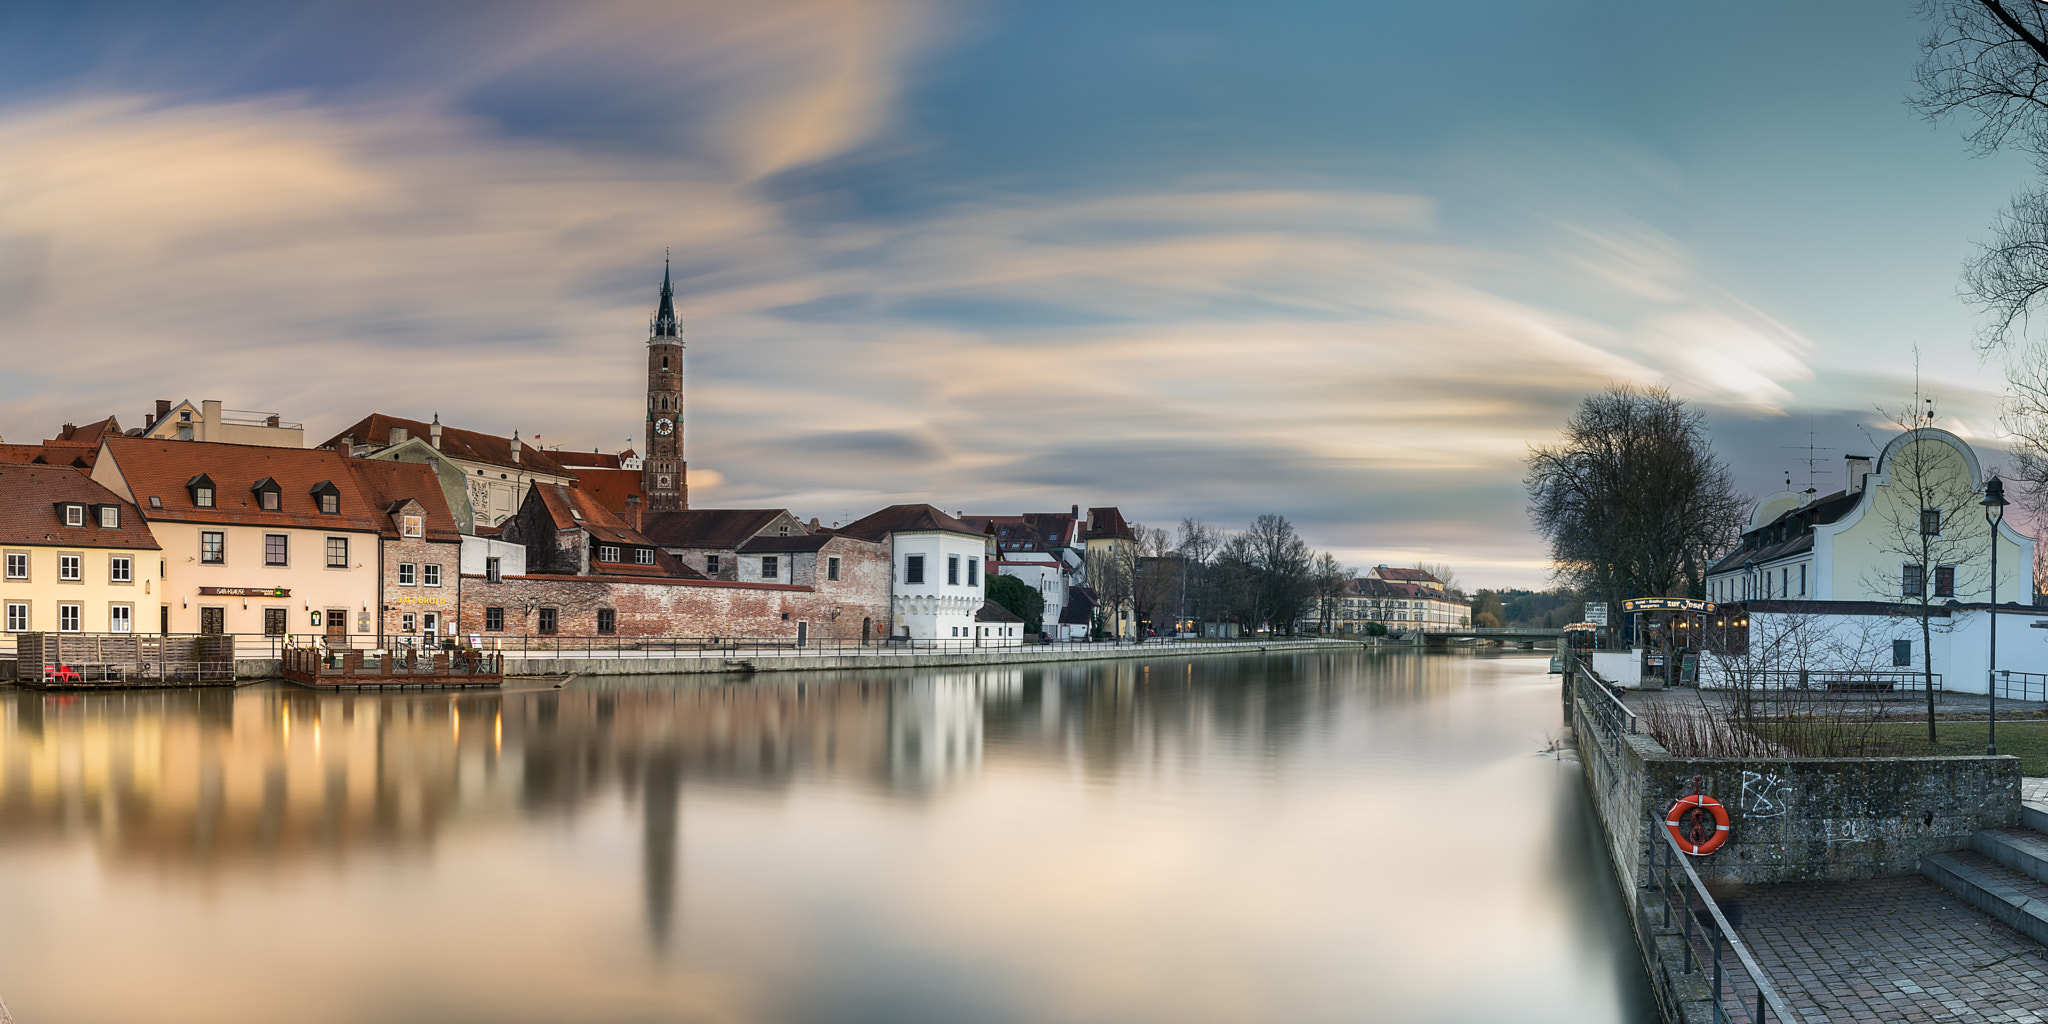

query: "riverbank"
xmin=501 ymin=637 xmax=1353 ymax=677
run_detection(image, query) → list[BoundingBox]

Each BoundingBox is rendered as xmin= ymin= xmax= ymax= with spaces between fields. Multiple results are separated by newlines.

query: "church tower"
xmin=644 ymin=259 xmax=687 ymax=510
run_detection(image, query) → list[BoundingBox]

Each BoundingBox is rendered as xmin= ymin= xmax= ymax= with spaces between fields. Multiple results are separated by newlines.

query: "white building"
xmin=838 ymin=505 xmax=988 ymax=642
xmin=1701 ymin=428 xmax=2037 ymax=692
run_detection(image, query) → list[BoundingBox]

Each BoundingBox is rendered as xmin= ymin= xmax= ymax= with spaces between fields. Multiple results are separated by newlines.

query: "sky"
xmin=0 ymin=1 xmax=2031 ymax=589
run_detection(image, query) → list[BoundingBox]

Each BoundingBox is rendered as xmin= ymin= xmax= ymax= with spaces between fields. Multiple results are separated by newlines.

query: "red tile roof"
xmin=0 ymin=444 xmax=94 ymax=469
xmin=321 ymin=413 xmax=572 ymax=477
xmin=534 ymin=484 xmax=658 ymax=547
xmin=99 ymin=437 xmax=427 ymax=533
xmin=1084 ymin=506 xmax=1133 ymax=541
xmin=566 ymin=466 xmax=646 ymax=518
xmin=46 ymin=416 xmax=123 ymax=446
xmin=837 ymin=504 xmax=982 ymax=541
xmin=343 ymin=459 xmax=463 ymax=541
xmin=1372 ymin=566 xmax=1438 ymax=583
xmin=0 ymin=463 xmax=160 ymax=549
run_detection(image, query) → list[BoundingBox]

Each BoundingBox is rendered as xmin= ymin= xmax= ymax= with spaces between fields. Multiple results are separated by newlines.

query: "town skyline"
xmin=0 ymin=1 xmax=2026 ymax=590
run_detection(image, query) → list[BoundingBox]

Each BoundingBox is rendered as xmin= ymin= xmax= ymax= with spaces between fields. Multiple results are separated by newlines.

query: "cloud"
xmin=0 ymin=72 xmax=1818 ymax=588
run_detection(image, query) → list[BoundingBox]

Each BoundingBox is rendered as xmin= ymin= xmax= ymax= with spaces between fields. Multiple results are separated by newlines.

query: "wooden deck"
xmin=281 ymin=647 xmax=503 ymax=690
xmin=16 ymin=633 xmax=237 ymax=689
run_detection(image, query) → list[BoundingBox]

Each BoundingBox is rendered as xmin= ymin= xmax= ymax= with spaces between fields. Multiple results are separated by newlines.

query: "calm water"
xmin=0 ymin=651 xmax=1654 ymax=1023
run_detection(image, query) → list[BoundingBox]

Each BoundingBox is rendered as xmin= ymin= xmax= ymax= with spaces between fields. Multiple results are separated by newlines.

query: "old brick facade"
xmin=459 ymin=537 xmax=888 ymax=641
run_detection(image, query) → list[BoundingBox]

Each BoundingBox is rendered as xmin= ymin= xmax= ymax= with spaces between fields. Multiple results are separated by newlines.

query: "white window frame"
xmin=3 ymin=552 xmax=24 ymax=580
xmin=4 ymin=603 xmax=25 ymax=631
xmin=63 ymin=504 xmax=83 ymax=527
xmin=424 ymin=563 xmax=441 ymax=587
xmin=109 ymin=604 xmax=131 ymax=633
xmin=402 ymin=515 xmax=424 ymax=538
xmin=597 ymin=545 xmax=620 ymax=563
xmin=634 ymin=549 xmax=654 ymax=565
xmin=398 ymin=563 xmax=416 ymax=586
xmin=58 ymin=603 xmax=81 ymax=632
xmin=401 ymin=612 xmax=416 ymax=633
xmin=59 ymin=553 xmax=81 ymax=581
xmin=110 ymin=555 xmax=131 ymax=583
xmin=98 ymin=506 xmax=118 ymax=528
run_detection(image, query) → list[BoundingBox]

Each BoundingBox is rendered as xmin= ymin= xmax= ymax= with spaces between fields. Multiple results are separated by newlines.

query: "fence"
xmin=1646 ymin=819 xmax=1798 ymax=1023
xmin=1740 ymin=668 xmax=1945 ymax=693
xmin=1997 ymin=670 xmax=2048 ymax=702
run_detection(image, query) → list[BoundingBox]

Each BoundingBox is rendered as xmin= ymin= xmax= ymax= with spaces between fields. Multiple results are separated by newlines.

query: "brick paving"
xmin=1717 ymin=874 xmax=2048 ymax=1021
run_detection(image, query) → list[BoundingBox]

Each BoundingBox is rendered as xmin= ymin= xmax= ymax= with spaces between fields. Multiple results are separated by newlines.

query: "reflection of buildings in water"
xmin=884 ymin=671 xmax=997 ymax=790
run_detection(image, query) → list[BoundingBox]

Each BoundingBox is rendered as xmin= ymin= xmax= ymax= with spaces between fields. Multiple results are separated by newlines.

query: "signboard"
xmin=199 ymin=586 xmax=290 ymax=598
xmin=1585 ymin=603 xmax=1610 ymax=626
xmin=1621 ymin=598 xmax=1716 ymax=613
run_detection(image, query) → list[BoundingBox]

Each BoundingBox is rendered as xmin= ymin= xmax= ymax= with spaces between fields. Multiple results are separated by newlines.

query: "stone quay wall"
xmin=1570 ymin=660 xmax=2021 ymax=892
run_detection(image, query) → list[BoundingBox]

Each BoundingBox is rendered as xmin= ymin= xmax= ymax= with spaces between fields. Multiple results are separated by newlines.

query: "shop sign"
xmin=199 ymin=587 xmax=290 ymax=598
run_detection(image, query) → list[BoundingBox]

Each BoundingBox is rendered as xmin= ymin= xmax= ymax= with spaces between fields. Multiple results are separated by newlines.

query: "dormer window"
xmin=598 ymin=545 xmax=620 ymax=563
xmin=98 ymin=506 xmax=118 ymax=528
xmin=402 ymin=515 xmax=423 ymax=538
xmin=187 ymin=474 xmax=215 ymax=508
xmin=61 ymin=504 xmax=84 ymax=527
xmin=251 ymin=477 xmax=281 ymax=511
xmin=310 ymin=481 xmax=341 ymax=514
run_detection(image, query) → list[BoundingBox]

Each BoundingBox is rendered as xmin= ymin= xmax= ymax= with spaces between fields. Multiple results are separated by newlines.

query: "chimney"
xmin=511 ymin=430 xmax=522 ymax=464
xmin=1071 ymin=504 xmax=1079 ymax=518
xmin=1845 ymin=455 xmax=1872 ymax=494
xmin=155 ymin=399 xmax=171 ymax=420
xmin=430 ymin=413 xmax=443 ymax=450
xmin=625 ymin=495 xmax=642 ymax=531
xmin=334 ymin=433 xmax=353 ymax=456
xmin=61 ymin=423 xmax=74 ymax=436
xmin=266 ymin=414 xmax=279 ymax=427
xmin=390 ymin=426 xmax=408 ymax=444
xmin=810 ymin=517 xmax=820 ymax=530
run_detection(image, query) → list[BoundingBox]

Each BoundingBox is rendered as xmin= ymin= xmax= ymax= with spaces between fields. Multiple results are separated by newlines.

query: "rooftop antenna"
xmin=1782 ymin=415 xmax=1833 ymax=505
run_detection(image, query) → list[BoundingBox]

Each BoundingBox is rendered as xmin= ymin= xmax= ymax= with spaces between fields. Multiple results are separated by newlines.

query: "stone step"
xmin=2022 ymin=801 xmax=2048 ymax=835
xmin=1921 ymin=849 xmax=2048 ymax=946
xmin=1975 ymin=827 xmax=2048 ymax=884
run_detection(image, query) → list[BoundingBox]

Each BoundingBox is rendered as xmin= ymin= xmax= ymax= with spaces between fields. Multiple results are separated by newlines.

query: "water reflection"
xmin=0 ymin=651 xmax=1654 ymax=1024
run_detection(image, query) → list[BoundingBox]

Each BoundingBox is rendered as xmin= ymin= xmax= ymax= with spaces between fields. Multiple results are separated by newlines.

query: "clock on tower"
xmin=643 ymin=258 xmax=688 ymax=510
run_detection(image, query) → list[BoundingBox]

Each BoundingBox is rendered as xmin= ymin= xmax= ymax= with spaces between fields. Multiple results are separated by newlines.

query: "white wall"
xmin=891 ymin=530 xmax=986 ymax=641
xmin=459 ymin=535 xmax=526 ymax=577
xmin=1699 ymin=606 xmax=2048 ymax=693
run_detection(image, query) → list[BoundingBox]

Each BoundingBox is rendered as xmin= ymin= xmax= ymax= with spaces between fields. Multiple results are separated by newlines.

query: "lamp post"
xmin=1985 ymin=476 xmax=2010 ymax=755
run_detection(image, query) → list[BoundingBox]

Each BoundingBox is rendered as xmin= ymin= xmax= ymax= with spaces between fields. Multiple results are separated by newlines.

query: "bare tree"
xmin=1525 ymin=385 xmax=1747 ymax=639
xmin=1856 ymin=413 xmax=1995 ymax=742
xmin=1413 ymin=561 xmax=1462 ymax=600
xmin=1311 ymin=552 xmax=1352 ymax=633
xmin=1176 ymin=518 xmax=1222 ymax=634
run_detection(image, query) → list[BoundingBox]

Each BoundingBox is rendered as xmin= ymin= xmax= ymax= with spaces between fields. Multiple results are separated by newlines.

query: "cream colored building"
xmin=0 ymin=464 xmax=161 ymax=637
xmin=140 ymin=399 xmax=304 ymax=448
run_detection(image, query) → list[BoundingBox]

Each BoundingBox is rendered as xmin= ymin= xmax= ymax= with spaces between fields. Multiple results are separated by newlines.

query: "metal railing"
xmin=1646 ymin=820 xmax=1800 ymax=1023
xmin=1998 ymin=670 xmax=2048 ymax=702
xmin=1741 ymin=669 xmax=1944 ymax=693
xmin=1569 ymin=651 xmax=1638 ymax=735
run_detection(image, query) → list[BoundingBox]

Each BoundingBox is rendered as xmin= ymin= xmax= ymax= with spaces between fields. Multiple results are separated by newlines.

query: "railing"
xmin=1569 ymin=651 xmax=1638 ymax=735
xmin=1646 ymin=820 xmax=1799 ymax=1023
xmin=1998 ymin=670 xmax=2048 ymax=702
xmin=1741 ymin=669 xmax=1944 ymax=693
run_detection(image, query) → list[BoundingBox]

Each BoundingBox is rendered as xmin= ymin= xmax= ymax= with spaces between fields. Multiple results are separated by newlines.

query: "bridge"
xmin=1393 ymin=626 xmax=1565 ymax=646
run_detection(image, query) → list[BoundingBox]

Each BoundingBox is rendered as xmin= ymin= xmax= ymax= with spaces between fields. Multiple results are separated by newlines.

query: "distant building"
xmin=321 ymin=413 xmax=575 ymax=531
xmin=139 ymin=400 xmax=304 ymax=448
xmin=1340 ymin=572 xmax=1470 ymax=633
xmin=0 ymin=463 xmax=160 ymax=636
xmin=837 ymin=505 xmax=988 ymax=642
xmin=640 ymin=508 xmax=810 ymax=580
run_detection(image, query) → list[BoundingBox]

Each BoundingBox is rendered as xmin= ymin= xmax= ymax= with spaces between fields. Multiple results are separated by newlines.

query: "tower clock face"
xmin=654 ymin=417 xmax=674 ymax=436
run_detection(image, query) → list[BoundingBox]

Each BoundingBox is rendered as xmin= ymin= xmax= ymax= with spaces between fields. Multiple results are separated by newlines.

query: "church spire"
xmin=651 ymin=252 xmax=679 ymax=338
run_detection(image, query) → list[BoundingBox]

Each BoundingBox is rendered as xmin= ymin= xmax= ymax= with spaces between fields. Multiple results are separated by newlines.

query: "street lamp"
xmin=1985 ymin=475 xmax=2010 ymax=755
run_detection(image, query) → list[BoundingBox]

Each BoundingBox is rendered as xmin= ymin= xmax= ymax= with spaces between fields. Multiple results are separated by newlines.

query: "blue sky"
xmin=0 ymin=1 xmax=2026 ymax=587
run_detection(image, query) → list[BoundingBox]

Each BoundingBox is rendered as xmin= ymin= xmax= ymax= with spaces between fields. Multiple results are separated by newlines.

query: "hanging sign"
xmin=200 ymin=586 xmax=290 ymax=598
xmin=1621 ymin=598 xmax=1716 ymax=613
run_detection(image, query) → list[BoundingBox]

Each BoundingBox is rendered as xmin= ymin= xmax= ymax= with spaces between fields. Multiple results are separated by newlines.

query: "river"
xmin=0 ymin=649 xmax=1654 ymax=1023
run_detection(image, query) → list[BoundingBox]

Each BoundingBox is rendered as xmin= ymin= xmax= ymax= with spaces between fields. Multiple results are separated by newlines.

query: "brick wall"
xmin=381 ymin=534 xmax=461 ymax=636
xmin=459 ymin=551 xmax=889 ymax=641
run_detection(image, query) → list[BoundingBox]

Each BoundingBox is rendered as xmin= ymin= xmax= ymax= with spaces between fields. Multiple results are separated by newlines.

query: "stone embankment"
xmin=1568 ymin=656 xmax=2025 ymax=1022
xmin=503 ymin=638 xmax=1349 ymax=677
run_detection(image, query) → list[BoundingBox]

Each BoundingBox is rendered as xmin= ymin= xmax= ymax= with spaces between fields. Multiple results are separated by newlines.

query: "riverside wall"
xmin=502 ymin=638 xmax=1348 ymax=677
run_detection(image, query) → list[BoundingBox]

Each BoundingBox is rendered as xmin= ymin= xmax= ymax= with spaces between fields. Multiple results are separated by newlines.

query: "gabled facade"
xmin=0 ymin=464 xmax=160 ymax=636
xmin=139 ymin=400 xmax=303 ymax=448
xmin=838 ymin=505 xmax=988 ymax=641
xmin=641 ymin=508 xmax=808 ymax=580
xmin=321 ymin=413 xmax=574 ymax=530
xmin=346 ymin=460 xmax=466 ymax=640
xmin=501 ymin=483 xmax=696 ymax=579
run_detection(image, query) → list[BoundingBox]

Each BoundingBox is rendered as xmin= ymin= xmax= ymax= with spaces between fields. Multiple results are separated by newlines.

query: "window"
xmin=326 ymin=537 xmax=348 ymax=568
xmin=263 ymin=608 xmax=286 ymax=636
xmin=538 ymin=607 xmax=558 ymax=634
xmin=98 ymin=506 xmax=118 ymax=528
xmin=401 ymin=612 xmax=416 ymax=633
xmin=635 ymin=549 xmax=654 ymax=565
xmin=948 ymin=555 xmax=960 ymax=585
xmin=265 ymin=534 xmax=288 ymax=566
xmin=402 ymin=515 xmax=423 ymax=538
xmin=398 ymin=563 xmax=416 ymax=586
xmin=762 ymin=556 xmax=780 ymax=579
xmin=195 ymin=487 xmax=213 ymax=508
xmin=320 ymin=493 xmax=338 ymax=514
xmin=3 ymin=553 xmax=22 ymax=579
xmin=179 ymin=410 xmax=191 ymax=422
xmin=1921 ymin=509 xmax=1942 ymax=537
xmin=59 ymin=554 xmax=79 ymax=581
xmin=108 ymin=604 xmax=131 ymax=633
xmin=1893 ymin=639 xmax=1913 ymax=667
xmin=1934 ymin=565 xmax=1956 ymax=598
xmin=1799 ymin=564 xmax=1807 ymax=597
xmin=149 ymin=496 xmax=161 ymax=509
xmin=200 ymin=532 xmax=224 ymax=564
xmin=828 ymin=556 xmax=841 ymax=581
xmin=5 ymin=604 xmax=25 ymax=631
xmin=598 ymin=545 xmax=620 ymax=563
xmin=261 ymin=490 xmax=279 ymax=511
xmin=706 ymin=555 xmax=721 ymax=575
xmin=485 ymin=607 xmax=505 ymax=631
xmin=58 ymin=604 xmax=80 ymax=632
xmin=597 ymin=609 xmax=616 ymax=634
xmin=110 ymin=556 xmax=131 ymax=583
xmin=63 ymin=504 xmax=83 ymax=527
xmin=424 ymin=564 xmax=441 ymax=587
xmin=486 ymin=556 xmax=502 ymax=583
xmin=779 ymin=524 xmax=789 ymax=536
xmin=906 ymin=554 xmax=925 ymax=585
xmin=968 ymin=558 xmax=979 ymax=586
xmin=1902 ymin=564 xmax=1925 ymax=598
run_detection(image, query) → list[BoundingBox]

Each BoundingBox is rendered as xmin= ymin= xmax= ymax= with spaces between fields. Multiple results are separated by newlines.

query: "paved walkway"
xmin=1725 ymin=875 xmax=2048 ymax=1022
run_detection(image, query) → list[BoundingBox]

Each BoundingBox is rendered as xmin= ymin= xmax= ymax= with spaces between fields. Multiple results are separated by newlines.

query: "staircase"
xmin=1921 ymin=805 xmax=2048 ymax=944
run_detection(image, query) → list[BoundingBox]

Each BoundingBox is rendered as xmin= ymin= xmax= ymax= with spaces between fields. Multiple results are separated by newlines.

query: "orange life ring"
xmin=1665 ymin=794 xmax=1730 ymax=856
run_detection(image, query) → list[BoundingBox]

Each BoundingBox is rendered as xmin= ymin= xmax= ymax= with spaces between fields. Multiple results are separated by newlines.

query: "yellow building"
xmin=0 ymin=463 xmax=161 ymax=636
